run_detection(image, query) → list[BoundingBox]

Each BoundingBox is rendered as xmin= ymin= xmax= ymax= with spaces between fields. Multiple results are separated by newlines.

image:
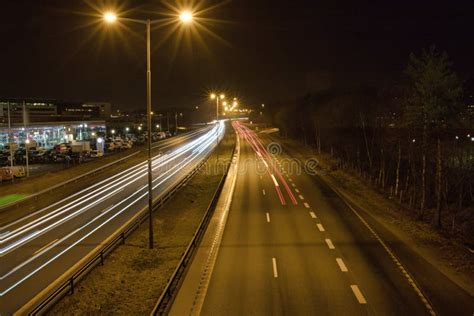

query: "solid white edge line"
xmin=272 ymin=258 xmax=278 ymax=278
xmin=270 ymin=174 xmax=279 ymax=187
xmin=350 ymin=285 xmax=367 ymax=304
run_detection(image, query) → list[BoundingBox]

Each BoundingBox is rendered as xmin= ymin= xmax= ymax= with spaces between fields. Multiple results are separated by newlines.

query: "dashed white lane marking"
xmin=262 ymin=189 xmax=266 ymax=196
xmin=330 ymin=187 xmax=436 ymax=315
xmin=291 ymin=183 xmax=296 ymax=188
xmin=272 ymin=258 xmax=278 ymax=278
xmin=101 ymin=204 xmax=116 ymax=213
xmin=309 ymin=211 xmax=317 ymax=218
xmin=260 ymin=175 xmax=263 ymax=180
xmin=295 ymin=188 xmax=300 ymax=193
xmin=350 ymin=285 xmax=367 ymax=304
xmin=336 ymin=258 xmax=348 ymax=272
xmin=304 ymin=202 xmax=311 ymax=209
xmin=325 ymin=238 xmax=335 ymax=249
xmin=34 ymin=238 xmax=58 ymax=255
xmin=288 ymin=178 xmax=293 ymax=182
xmin=270 ymin=174 xmax=279 ymax=187
xmin=298 ymin=194 xmax=304 ymax=200
xmin=317 ymin=223 xmax=325 ymax=232
xmin=266 ymin=212 xmax=270 ymax=223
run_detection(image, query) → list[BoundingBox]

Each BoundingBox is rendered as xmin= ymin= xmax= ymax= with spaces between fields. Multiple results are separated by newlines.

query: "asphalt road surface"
xmin=0 ymin=122 xmax=225 ymax=314
xmin=176 ymin=121 xmax=473 ymax=315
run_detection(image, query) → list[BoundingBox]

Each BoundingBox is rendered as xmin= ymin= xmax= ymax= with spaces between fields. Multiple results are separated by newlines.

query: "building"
xmin=0 ymin=98 xmax=108 ymax=148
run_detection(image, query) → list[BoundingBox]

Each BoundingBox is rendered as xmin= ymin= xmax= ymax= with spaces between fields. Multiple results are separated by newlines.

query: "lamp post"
xmin=210 ymin=93 xmax=225 ymax=158
xmin=103 ymin=10 xmax=193 ymax=249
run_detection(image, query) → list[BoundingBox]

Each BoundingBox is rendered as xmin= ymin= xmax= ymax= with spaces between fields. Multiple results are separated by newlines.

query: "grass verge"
xmin=0 ymin=194 xmax=28 ymax=206
xmin=48 ymin=128 xmax=235 ymax=315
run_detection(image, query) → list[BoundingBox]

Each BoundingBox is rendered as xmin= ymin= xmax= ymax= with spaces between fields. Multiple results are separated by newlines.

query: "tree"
xmin=404 ymin=46 xmax=463 ymax=228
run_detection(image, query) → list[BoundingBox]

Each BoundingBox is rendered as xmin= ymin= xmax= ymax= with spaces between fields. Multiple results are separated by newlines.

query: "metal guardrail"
xmin=150 ymin=138 xmax=237 ymax=315
xmin=27 ymin=148 xmax=219 ymax=315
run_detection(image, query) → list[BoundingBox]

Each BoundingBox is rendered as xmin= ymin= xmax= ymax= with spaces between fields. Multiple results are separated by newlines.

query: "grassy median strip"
xmin=48 ymin=130 xmax=235 ymax=315
xmin=0 ymin=194 xmax=28 ymax=206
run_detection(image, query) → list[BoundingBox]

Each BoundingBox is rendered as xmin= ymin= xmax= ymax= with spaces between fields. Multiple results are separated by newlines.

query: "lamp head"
xmin=104 ymin=12 xmax=117 ymax=23
xmin=179 ymin=11 xmax=193 ymax=23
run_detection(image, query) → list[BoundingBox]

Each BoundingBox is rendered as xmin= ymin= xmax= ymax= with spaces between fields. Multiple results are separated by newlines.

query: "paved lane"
xmin=0 ymin=123 xmax=225 ymax=314
xmin=196 ymin=122 xmax=430 ymax=315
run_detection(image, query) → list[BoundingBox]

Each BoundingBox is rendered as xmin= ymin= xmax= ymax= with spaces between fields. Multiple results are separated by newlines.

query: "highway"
xmin=173 ymin=121 xmax=474 ymax=315
xmin=0 ymin=122 xmax=225 ymax=314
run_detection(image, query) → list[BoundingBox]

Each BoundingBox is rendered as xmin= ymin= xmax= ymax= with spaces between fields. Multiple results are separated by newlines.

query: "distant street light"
xmin=210 ymin=93 xmax=225 ymax=159
xmin=104 ymin=12 xmax=117 ymax=23
xmin=179 ymin=11 xmax=193 ymax=23
xmin=103 ymin=9 xmax=194 ymax=249
xmin=111 ymin=129 xmax=116 ymax=135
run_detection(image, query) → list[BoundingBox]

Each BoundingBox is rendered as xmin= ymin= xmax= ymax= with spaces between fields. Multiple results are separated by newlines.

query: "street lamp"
xmin=25 ymin=138 xmax=30 ymax=177
xmin=103 ymin=10 xmax=194 ymax=249
xmin=210 ymin=93 xmax=225 ymax=160
xmin=179 ymin=11 xmax=193 ymax=23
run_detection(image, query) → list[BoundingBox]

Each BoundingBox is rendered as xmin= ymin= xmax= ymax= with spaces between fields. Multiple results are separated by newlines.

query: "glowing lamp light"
xmin=179 ymin=11 xmax=193 ymax=23
xmin=210 ymin=93 xmax=216 ymax=99
xmin=104 ymin=12 xmax=117 ymax=23
xmin=97 ymin=137 xmax=104 ymax=144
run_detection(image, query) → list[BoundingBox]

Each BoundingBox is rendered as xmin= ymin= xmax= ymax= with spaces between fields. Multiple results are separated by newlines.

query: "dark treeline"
xmin=263 ymin=47 xmax=474 ymax=242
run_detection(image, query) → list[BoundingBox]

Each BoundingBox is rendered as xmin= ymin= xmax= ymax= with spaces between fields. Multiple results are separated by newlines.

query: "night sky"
xmin=1 ymin=0 xmax=473 ymax=110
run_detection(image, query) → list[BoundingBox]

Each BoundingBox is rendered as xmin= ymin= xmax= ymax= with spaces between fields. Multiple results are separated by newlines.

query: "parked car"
xmin=10 ymin=166 xmax=26 ymax=178
xmin=90 ymin=150 xmax=104 ymax=158
xmin=165 ymin=131 xmax=172 ymax=137
xmin=0 ymin=167 xmax=13 ymax=181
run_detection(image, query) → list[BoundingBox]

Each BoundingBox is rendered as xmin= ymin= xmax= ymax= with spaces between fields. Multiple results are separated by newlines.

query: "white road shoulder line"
xmin=266 ymin=212 xmax=270 ymax=223
xmin=336 ymin=258 xmax=348 ymax=272
xmin=272 ymin=258 xmax=278 ymax=278
xmin=270 ymin=174 xmax=279 ymax=187
xmin=350 ymin=285 xmax=367 ymax=304
xmin=309 ymin=211 xmax=317 ymax=218
xmin=317 ymin=223 xmax=325 ymax=232
xmin=325 ymin=238 xmax=335 ymax=249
